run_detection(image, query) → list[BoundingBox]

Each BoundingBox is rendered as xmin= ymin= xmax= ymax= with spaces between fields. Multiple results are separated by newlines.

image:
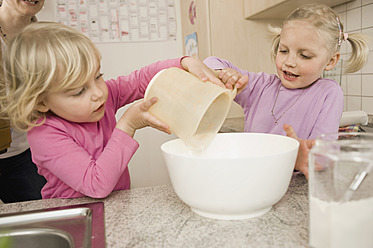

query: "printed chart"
xmin=56 ymin=0 xmax=177 ymax=43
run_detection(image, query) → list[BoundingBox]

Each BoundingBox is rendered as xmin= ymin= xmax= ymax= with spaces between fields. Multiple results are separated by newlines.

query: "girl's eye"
xmin=73 ymin=87 xmax=86 ymax=97
xmin=279 ymin=50 xmax=288 ymax=54
xmin=96 ymin=73 xmax=104 ymax=80
xmin=301 ymin=54 xmax=311 ymax=59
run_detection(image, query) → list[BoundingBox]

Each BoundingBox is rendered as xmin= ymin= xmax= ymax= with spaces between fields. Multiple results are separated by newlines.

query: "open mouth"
xmin=94 ymin=103 xmax=105 ymax=113
xmin=23 ymin=0 xmax=39 ymax=5
xmin=283 ymin=70 xmax=299 ymax=79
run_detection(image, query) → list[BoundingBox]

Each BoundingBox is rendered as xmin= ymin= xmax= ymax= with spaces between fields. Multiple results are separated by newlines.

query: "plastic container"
xmin=309 ymin=132 xmax=373 ymax=248
xmin=145 ymin=67 xmax=236 ymax=149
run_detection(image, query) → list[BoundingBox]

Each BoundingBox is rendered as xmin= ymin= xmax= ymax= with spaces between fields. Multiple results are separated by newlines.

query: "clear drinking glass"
xmin=309 ymin=132 xmax=373 ymax=248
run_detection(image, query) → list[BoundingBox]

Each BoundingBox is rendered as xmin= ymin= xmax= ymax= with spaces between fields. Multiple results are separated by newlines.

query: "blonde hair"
xmin=0 ymin=22 xmax=101 ymax=131
xmin=269 ymin=4 xmax=369 ymax=73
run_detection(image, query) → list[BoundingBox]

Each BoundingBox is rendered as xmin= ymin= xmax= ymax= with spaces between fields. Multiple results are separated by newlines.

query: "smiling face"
xmin=275 ymin=20 xmax=339 ymax=89
xmin=38 ymin=65 xmax=109 ymax=123
xmin=5 ymin=0 xmax=45 ymax=17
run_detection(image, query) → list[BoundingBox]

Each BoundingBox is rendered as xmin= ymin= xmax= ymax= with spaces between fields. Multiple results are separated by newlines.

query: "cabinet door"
xmin=244 ymin=0 xmax=354 ymax=19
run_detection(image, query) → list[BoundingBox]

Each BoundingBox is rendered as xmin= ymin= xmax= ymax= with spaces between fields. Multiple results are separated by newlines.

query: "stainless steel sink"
xmin=0 ymin=228 xmax=73 ymax=248
xmin=0 ymin=202 xmax=105 ymax=248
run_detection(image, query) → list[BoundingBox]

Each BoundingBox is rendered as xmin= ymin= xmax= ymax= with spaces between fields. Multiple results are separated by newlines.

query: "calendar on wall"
xmin=56 ymin=0 xmax=177 ymax=43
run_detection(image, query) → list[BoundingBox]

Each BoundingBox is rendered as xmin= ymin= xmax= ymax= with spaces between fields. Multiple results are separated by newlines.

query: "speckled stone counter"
xmin=0 ymin=174 xmax=308 ymax=247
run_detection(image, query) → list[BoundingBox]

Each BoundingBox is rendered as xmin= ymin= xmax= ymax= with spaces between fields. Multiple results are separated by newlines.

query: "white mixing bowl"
xmin=161 ymin=133 xmax=299 ymax=220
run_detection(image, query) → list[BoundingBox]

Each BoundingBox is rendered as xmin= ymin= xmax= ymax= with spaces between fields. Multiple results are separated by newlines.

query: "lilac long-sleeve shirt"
xmin=204 ymin=56 xmax=343 ymax=140
xmin=28 ymin=58 xmax=183 ymax=199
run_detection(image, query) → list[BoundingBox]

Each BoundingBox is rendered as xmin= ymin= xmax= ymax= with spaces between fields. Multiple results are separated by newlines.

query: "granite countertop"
xmin=0 ymin=174 xmax=309 ymax=247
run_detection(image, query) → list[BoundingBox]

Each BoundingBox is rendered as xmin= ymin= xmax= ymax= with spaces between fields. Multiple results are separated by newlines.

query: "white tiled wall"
xmin=333 ymin=0 xmax=373 ymax=114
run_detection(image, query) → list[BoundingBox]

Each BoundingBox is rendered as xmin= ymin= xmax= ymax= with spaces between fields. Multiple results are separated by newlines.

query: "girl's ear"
xmin=35 ymin=101 xmax=50 ymax=113
xmin=324 ymin=52 xmax=341 ymax=71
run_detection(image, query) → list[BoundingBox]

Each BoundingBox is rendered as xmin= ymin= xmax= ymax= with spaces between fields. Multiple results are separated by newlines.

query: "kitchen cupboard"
xmin=244 ymin=0 xmax=354 ymax=19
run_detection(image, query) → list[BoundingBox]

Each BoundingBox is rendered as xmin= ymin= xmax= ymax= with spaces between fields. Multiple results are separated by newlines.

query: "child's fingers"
xmin=202 ymin=69 xmax=225 ymax=88
xmin=218 ymin=68 xmax=246 ymax=90
xmin=236 ymin=75 xmax=249 ymax=89
xmin=140 ymin=97 xmax=158 ymax=111
xmin=283 ymin=124 xmax=298 ymax=139
xmin=146 ymin=114 xmax=171 ymax=134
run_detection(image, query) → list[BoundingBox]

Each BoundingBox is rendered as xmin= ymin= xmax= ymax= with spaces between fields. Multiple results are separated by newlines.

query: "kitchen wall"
xmin=332 ymin=0 xmax=373 ymax=114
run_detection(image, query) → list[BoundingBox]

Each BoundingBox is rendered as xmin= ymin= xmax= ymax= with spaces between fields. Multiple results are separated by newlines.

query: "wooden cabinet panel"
xmin=244 ymin=0 xmax=354 ymax=19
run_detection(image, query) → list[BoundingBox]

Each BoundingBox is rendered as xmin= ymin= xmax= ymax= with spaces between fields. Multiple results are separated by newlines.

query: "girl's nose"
xmin=285 ymin=55 xmax=296 ymax=67
xmin=91 ymin=84 xmax=104 ymax=101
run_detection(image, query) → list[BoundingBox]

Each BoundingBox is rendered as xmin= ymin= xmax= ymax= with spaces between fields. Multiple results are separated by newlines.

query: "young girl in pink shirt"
xmin=0 ymin=22 xmax=225 ymax=199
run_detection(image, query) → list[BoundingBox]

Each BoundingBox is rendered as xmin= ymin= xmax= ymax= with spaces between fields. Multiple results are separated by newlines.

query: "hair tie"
xmin=343 ymin=33 xmax=349 ymax=41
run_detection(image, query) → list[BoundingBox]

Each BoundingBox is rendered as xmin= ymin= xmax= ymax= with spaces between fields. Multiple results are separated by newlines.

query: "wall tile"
xmin=362 ymin=51 xmax=373 ymax=73
xmin=362 ymin=4 xmax=373 ymax=28
xmin=362 ymin=74 xmax=373 ymax=96
xmin=363 ymin=0 xmax=373 ymax=5
xmin=347 ymin=96 xmax=362 ymax=110
xmin=347 ymin=7 xmax=362 ymax=31
xmin=362 ymin=27 xmax=373 ymax=51
xmin=362 ymin=96 xmax=373 ymax=114
xmin=347 ymin=74 xmax=362 ymax=95
xmin=348 ymin=0 xmax=362 ymax=9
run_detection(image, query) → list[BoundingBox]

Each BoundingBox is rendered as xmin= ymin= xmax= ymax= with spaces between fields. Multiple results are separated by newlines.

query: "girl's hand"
xmin=217 ymin=68 xmax=249 ymax=92
xmin=116 ymin=97 xmax=171 ymax=137
xmin=283 ymin=124 xmax=315 ymax=180
xmin=180 ymin=57 xmax=226 ymax=88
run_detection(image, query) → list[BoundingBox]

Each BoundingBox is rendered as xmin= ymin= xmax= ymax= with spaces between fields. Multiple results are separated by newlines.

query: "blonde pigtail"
xmin=343 ymin=33 xmax=370 ymax=74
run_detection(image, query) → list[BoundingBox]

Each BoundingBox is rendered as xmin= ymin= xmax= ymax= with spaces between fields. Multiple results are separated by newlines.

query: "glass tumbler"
xmin=309 ymin=132 xmax=373 ymax=248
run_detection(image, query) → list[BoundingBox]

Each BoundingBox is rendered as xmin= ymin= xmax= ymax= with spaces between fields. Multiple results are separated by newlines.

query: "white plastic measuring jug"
xmin=144 ymin=67 xmax=236 ymax=150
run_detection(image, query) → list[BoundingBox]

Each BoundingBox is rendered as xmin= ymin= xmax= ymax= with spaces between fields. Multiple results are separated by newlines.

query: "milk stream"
xmin=309 ymin=196 xmax=373 ymax=248
xmin=184 ymin=133 xmax=216 ymax=155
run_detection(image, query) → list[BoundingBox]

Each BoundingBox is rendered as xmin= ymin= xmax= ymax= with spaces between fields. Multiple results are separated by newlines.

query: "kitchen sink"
xmin=0 ymin=202 xmax=105 ymax=248
xmin=0 ymin=228 xmax=73 ymax=248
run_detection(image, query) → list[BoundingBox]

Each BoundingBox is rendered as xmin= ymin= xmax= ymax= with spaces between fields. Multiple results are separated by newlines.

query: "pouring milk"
xmin=144 ymin=67 xmax=236 ymax=150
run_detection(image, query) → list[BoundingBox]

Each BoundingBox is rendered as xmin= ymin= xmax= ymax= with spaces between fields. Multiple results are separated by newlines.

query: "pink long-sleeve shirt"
xmin=28 ymin=58 xmax=183 ymax=199
xmin=204 ymin=56 xmax=343 ymax=140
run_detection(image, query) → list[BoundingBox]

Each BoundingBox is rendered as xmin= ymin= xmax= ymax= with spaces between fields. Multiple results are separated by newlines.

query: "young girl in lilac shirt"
xmin=204 ymin=4 xmax=369 ymax=178
xmin=0 ymin=22 xmax=225 ymax=199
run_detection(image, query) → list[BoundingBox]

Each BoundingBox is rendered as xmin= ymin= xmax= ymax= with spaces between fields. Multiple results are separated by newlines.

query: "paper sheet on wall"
xmin=56 ymin=0 xmax=177 ymax=43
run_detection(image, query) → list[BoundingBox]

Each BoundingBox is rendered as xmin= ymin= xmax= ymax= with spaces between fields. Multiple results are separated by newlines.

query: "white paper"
xmin=56 ymin=0 xmax=177 ymax=43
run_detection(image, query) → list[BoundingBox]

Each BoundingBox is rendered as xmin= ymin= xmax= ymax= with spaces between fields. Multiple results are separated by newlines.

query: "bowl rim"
xmin=161 ymin=132 xmax=299 ymax=159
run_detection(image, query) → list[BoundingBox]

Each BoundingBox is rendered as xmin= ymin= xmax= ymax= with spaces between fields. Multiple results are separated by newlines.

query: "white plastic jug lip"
xmin=145 ymin=68 xmax=237 ymax=101
xmin=144 ymin=69 xmax=166 ymax=100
